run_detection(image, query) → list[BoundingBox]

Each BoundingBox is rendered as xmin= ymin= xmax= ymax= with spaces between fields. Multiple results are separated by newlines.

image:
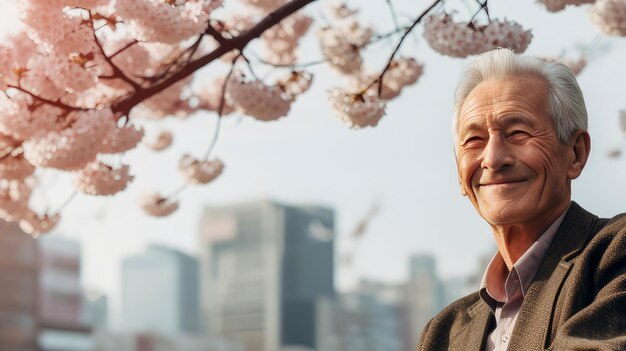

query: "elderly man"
xmin=418 ymin=48 xmax=626 ymax=351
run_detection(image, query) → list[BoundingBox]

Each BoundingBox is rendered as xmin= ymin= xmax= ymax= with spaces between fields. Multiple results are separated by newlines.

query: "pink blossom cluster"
xmin=537 ymin=0 xmax=595 ymax=12
xmin=101 ymin=125 xmax=145 ymax=154
xmin=329 ymin=89 xmax=386 ymax=129
xmin=114 ymin=0 xmax=221 ymax=44
xmin=260 ymin=13 xmax=313 ymax=65
xmin=325 ymin=1 xmax=359 ymax=20
xmin=589 ymin=0 xmax=626 ymax=36
xmin=140 ymin=192 xmax=179 ymax=217
xmin=225 ymin=73 xmax=293 ymax=121
xmin=179 ymin=154 xmax=224 ymax=184
xmin=75 ymin=161 xmax=133 ymax=196
xmin=145 ymin=131 xmax=174 ymax=151
xmin=277 ymin=71 xmax=314 ymax=96
xmin=318 ymin=21 xmax=373 ymax=75
xmin=423 ymin=13 xmax=533 ymax=58
xmin=0 ymin=179 xmax=31 ymax=222
xmin=196 ymin=76 xmax=237 ymax=115
xmin=19 ymin=211 xmax=60 ymax=237
xmin=235 ymin=0 xmax=287 ymax=13
xmin=358 ymin=58 xmax=424 ymax=100
xmin=22 ymin=109 xmax=116 ymax=171
xmin=0 ymin=153 xmax=35 ymax=181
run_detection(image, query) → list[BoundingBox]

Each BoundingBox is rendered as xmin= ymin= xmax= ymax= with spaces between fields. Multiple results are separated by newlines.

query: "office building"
xmin=200 ymin=199 xmax=335 ymax=351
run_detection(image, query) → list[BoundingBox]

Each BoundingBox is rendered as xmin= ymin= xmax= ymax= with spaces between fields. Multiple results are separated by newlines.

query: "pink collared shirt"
xmin=479 ymin=209 xmax=568 ymax=351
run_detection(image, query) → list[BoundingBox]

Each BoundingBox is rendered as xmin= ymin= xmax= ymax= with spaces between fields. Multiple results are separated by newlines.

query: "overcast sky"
xmin=1 ymin=0 xmax=626 ymax=329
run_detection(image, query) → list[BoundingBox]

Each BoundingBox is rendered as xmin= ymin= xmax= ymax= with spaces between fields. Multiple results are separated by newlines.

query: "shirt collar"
xmin=479 ymin=206 xmax=569 ymax=308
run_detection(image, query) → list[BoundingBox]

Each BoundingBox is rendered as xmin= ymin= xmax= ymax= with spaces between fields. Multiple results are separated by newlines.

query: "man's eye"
xmin=463 ymin=136 xmax=482 ymax=145
xmin=509 ymin=130 xmax=529 ymax=137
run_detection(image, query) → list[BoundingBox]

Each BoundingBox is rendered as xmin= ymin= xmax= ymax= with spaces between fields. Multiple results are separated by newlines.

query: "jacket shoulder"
xmin=417 ymin=292 xmax=483 ymax=350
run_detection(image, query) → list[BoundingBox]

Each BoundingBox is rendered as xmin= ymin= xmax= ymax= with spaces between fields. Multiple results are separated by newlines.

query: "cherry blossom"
xmin=145 ymin=131 xmax=174 ymax=151
xmin=114 ymin=0 xmax=221 ymax=44
xmin=100 ymin=125 xmax=145 ymax=154
xmin=140 ymin=192 xmax=179 ymax=217
xmin=19 ymin=210 xmax=60 ymax=238
xmin=423 ymin=13 xmax=532 ymax=58
xmin=0 ymin=180 xmax=31 ymax=222
xmin=277 ymin=71 xmax=313 ymax=96
xmin=260 ymin=13 xmax=312 ymax=65
xmin=329 ymin=88 xmax=386 ymax=129
xmin=0 ymin=153 xmax=36 ymax=181
xmin=589 ymin=0 xmax=626 ymax=36
xmin=75 ymin=161 xmax=133 ymax=196
xmin=22 ymin=109 xmax=116 ymax=171
xmin=537 ymin=0 xmax=595 ymax=12
xmin=226 ymin=73 xmax=293 ymax=121
xmin=179 ymin=154 xmax=224 ymax=184
xmin=196 ymin=77 xmax=236 ymax=115
xmin=0 ymin=94 xmax=64 ymax=141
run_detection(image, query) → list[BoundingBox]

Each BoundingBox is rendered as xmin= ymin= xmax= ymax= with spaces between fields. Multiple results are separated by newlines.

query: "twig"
xmin=469 ymin=0 xmax=490 ymax=23
xmin=240 ymin=53 xmax=259 ymax=80
xmin=88 ymin=15 xmax=142 ymax=90
xmin=384 ymin=0 xmax=401 ymax=32
xmin=7 ymin=85 xmax=84 ymax=111
xmin=110 ymin=40 xmax=138 ymax=59
xmin=202 ymin=55 xmax=239 ymax=161
xmin=363 ymin=0 xmax=442 ymax=96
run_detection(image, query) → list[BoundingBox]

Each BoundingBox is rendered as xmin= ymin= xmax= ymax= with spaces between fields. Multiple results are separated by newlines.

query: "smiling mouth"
xmin=479 ymin=179 xmax=527 ymax=186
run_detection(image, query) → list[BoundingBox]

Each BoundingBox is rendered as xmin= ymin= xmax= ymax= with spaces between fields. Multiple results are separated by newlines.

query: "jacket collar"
xmin=507 ymin=201 xmax=599 ymax=350
xmin=450 ymin=202 xmax=599 ymax=351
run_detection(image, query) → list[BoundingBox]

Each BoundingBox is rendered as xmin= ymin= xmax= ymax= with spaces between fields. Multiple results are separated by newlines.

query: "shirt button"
xmin=501 ymin=335 xmax=510 ymax=343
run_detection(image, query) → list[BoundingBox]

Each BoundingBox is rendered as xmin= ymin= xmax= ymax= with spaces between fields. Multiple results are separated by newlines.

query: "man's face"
xmin=455 ymin=75 xmax=574 ymax=226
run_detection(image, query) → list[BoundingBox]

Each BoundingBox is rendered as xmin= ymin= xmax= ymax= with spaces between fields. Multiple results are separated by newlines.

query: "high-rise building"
xmin=82 ymin=290 xmax=108 ymax=330
xmin=121 ymin=245 xmax=200 ymax=335
xmin=0 ymin=223 xmax=38 ymax=351
xmin=200 ymin=199 xmax=335 ymax=351
xmin=404 ymin=253 xmax=444 ymax=349
xmin=315 ymin=280 xmax=407 ymax=351
xmin=38 ymin=235 xmax=93 ymax=351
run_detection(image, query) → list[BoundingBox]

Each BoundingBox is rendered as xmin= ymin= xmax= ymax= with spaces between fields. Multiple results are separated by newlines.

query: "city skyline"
xmin=0 ymin=0 xmax=625 ymax=332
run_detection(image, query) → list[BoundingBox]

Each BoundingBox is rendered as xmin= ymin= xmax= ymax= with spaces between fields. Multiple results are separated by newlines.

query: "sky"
xmin=1 ymin=0 xmax=626 ymax=329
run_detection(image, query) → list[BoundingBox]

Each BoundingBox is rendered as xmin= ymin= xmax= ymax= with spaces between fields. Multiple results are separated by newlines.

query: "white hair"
xmin=453 ymin=48 xmax=588 ymax=145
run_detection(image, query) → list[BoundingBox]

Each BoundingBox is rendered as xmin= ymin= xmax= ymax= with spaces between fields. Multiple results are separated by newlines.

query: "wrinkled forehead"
xmin=456 ymin=75 xmax=551 ymax=131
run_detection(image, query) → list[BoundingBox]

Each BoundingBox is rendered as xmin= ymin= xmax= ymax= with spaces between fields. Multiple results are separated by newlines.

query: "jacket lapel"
xmin=449 ymin=299 xmax=493 ymax=351
xmin=507 ymin=202 xmax=599 ymax=350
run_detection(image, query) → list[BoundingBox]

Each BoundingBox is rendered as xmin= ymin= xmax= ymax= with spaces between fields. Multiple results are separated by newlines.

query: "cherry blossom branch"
xmin=470 ymin=0 xmax=490 ymax=23
xmin=7 ymin=85 xmax=85 ymax=112
xmin=203 ymin=55 xmax=239 ymax=161
xmin=384 ymin=0 xmax=401 ymax=32
xmin=88 ymin=15 xmax=142 ymax=91
xmin=362 ymin=0 xmax=442 ymax=96
xmin=112 ymin=0 xmax=319 ymax=117
xmin=110 ymin=40 xmax=138 ymax=59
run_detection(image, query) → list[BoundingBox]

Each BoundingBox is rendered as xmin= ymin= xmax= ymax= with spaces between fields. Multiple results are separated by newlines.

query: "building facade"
xmin=121 ymin=245 xmax=201 ymax=335
xmin=200 ymin=199 xmax=335 ymax=351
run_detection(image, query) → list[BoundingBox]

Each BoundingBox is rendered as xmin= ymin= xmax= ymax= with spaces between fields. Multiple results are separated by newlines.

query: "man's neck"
xmin=490 ymin=200 xmax=570 ymax=270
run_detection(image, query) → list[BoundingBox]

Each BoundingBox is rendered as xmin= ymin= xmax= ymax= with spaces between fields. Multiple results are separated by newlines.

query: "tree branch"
xmin=112 ymin=0 xmax=319 ymax=117
xmin=7 ymin=85 xmax=85 ymax=112
xmin=362 ymin=0 xmax=442 ymax=96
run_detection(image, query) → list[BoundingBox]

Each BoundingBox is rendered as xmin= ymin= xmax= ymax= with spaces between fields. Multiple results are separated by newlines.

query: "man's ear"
xmin=453 ymin=146 xmax=468 ymax=196
xmin=567 ymin=130 xmax=591 ymax=180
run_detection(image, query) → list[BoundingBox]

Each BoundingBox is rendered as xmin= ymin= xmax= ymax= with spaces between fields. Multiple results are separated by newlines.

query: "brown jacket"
xmin=417 ymin=202 xmax=626 ymax=351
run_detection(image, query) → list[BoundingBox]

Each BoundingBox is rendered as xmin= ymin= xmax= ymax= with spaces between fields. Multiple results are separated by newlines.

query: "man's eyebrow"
xmin=495 ymin=114 xmax=534 ymax=126
xmin=459 ymin=121 xmax=486 ymax=135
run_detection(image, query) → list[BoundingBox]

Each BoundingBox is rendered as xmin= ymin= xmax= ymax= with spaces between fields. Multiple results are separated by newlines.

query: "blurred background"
xmin=1 ymin=0 xmax=626 ymax=350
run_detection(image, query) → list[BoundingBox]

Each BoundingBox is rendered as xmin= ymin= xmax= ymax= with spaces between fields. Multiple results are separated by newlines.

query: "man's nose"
xmin=480 ymin=135 xmax=514 ymax=170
